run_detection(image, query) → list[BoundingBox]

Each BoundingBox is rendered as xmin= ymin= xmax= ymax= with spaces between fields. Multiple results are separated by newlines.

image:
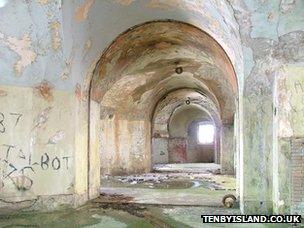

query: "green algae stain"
xmin=0 ymin=204 xmax=154 ymax=228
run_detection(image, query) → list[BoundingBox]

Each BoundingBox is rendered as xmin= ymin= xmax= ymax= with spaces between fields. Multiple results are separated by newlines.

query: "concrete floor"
xmin=0 ymin=171 xmax=298 ymax=227
xmin=0 ymin=166 xmax=294 ymax=227
xmin=0 ymin=203 xmax=293 ymax=228
xmin=100 ymin=171 xmax=235 ymax=206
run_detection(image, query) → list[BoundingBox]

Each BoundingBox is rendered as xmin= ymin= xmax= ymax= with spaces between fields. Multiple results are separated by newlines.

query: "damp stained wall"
xmin=274 ymin=65 xmax=304 ymax=214
xmin=229 ymin=0 xmax=304 ymax=214
xmin=0 ymin=0 xmax=240 ymax=210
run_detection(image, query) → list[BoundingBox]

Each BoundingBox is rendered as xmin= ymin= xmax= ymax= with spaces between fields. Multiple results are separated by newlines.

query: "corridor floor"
xmin=100 ymin=170 xmax=235 ymax=206
xmin=0 ymin=201 xmax=293 ymax=228
xmin=0 ymin=166 xmax=298 ymax=227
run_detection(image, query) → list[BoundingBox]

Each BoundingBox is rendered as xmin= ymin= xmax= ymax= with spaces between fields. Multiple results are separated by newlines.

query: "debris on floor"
xmin=102 ymin=172 xmax=235 ymax=191
xmin=100 ymin=171 xmax=237 ymax=207
xmin=153 ymin=163 xmax=221 ymax=174
xmin=97 ymin=193 xmax=134 ymax=204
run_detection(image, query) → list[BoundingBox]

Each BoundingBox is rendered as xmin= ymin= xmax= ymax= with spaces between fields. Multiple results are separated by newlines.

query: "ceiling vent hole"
xmin=175 ymin=67 xmax=183 ymax=74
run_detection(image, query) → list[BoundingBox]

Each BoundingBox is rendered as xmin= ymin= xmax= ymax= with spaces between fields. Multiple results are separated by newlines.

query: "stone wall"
xmin=229 ymin=0 xmax=304 ymax=214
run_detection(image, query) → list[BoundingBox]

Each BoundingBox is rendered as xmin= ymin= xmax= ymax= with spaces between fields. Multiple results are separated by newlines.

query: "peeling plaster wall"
xmin=274 ymin=65 xmax=304 ymax=215
xmin=229 ymin=0 xmax=304 ymax=214
xmin=0 ymin=0 xmax=88 ymax=211
xmin=0 ymin=85 xmax=76 ymax=211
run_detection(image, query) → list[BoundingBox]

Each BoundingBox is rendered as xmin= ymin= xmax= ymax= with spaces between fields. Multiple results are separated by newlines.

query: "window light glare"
xmin=0 ymin=0 xmax=7 ymax=8
xmin=198 ymin=124 xmax=214 ymax=144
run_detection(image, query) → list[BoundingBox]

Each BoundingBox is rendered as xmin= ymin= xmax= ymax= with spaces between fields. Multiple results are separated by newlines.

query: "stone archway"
xmin=151 ymin=89 xmax=222 ymax=166
xmin=87 ymin=19 xmax=239 ymax=201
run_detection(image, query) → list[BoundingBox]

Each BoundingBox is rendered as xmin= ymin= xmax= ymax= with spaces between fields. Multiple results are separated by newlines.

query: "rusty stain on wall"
xmin=75 ymin=83 xmax=82 ymax=101
xmin=34 ymin=80 xmax=54 ymax=102
xmin=74 ymin=0 xmax=95 ymax=22
xmin=0 ymin=90 xmax=7 ymax=97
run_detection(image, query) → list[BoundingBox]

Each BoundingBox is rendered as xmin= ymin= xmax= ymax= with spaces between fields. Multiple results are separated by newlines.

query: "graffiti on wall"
xmin=0 ymin=111 xmax=71 ymax=191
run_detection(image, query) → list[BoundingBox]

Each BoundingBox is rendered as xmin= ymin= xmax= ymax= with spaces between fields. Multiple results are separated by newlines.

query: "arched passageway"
xmin=151 ymin=89 xmax=222 ymax=167
xmin=87 ymin=20 xmax=239 ymax=208
xmin=89 ymin=20 xmax=238 ymax=176
xmin=168 ymin=106 xmax=216 ymax=164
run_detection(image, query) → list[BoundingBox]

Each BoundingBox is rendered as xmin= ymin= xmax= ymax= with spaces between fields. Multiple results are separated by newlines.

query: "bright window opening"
xmin=198 ymin=124 xmax=215 ymax=144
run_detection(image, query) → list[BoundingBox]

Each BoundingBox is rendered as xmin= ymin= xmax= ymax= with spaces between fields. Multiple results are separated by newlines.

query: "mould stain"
xmin=34 ymin=80 xmax=54 ymax=102
xmin=0 ymin=90 xmax=8 ymax=97
xmin=49 ymin=21 xmax=62 ymax=50
xmin=0 ymin=32 xmax=37 ymax=76
xmin=74 ymin=0 xmax=95 ymax=22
